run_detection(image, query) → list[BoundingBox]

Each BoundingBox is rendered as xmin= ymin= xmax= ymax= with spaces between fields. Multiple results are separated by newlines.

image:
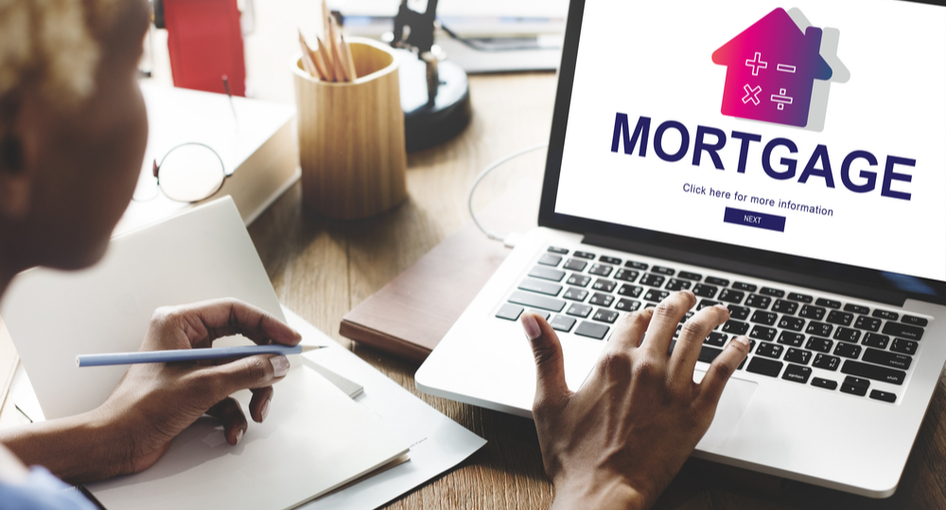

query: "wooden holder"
xmin=292 ymin=38 xmax=408 ymax=220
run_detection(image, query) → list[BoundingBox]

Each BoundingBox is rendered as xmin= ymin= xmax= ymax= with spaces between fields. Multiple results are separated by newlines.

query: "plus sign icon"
xmin=712 ymin=8 xmax=833 ymax=128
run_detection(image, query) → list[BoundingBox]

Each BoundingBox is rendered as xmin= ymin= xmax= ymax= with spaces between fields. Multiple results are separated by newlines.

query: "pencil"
xmin=77 ymin=344 xmax=327 ymax=367
xmin=316 ymin=35 xmax=337 ymax=82
xmin=340 ymin=34 xmax=358 ymax=81
xmin=327 ymin=16 xmax=348 ymax=81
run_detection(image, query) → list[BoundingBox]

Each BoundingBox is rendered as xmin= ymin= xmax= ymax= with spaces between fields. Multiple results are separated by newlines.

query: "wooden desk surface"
xmin=247 ymin=72 xmax=946 ymax=509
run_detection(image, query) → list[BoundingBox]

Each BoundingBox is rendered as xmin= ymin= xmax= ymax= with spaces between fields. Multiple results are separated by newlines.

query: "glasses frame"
xmin=151 ymin=142 xmax=228 ymax=203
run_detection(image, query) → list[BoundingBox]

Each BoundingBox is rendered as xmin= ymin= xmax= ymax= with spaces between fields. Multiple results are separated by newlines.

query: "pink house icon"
xmin=712 ymin=8 xmax=833 ymax=128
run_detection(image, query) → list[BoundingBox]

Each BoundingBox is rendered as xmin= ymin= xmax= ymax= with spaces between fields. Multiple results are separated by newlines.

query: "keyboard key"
xmin=815 ymin=298 xmax=842 ymax=309
xmin=547 ymin=246 xmax=569 ymax=255
xmin=750 ymin=311 xmax=778 ymax=326
xmin=787 ymin=292 xmax=813 ymax=303
xmin=811 ymin=377 xmax=837 ymax=390
xmin=901 ymin=315 xmax=929 ymax=327
xmin=599 ymin=255 xmax=622 ymax=265
xmin=639 ymin=274 xmax=666 ymax=287
xmin=618 ymin=284 xmax=643 ymax=298
xmin=826 ymin=310 xmax=853 ymax=326
xmin=833 ymin=343 xmax=861 ymax=359
xmin=705 ymin=276 xmax=730 ymax=286
xmin=777 ymin=331 xmax=805 ymax=347
xmin=745 ymin=294 xmax=772 ymax=309
xmin=778 ymin=316 xmax=805 ymax=331
xmin=495 ymin=304 xmax=523 ymax=321
xmin=614 ymin=269 xmax=639 ymax=282
xmin=693 ymin=284 xmax=718 ymax=298
xmin=574 ymin=251 xmax=596 ymax=260
xmin=862 ymin=333 xmax=889 ymax=349
xmin=799 ymin=305 xmax=826 ymax=320
xmin=678 ymin=311 xmax=694 ymax=324
xmin=589 ymin=293 xmax=615 ymax=307
xmin=625 ymin=260 xmax=648 ymax=270
xmin=891 ymin=338 xmax=918 ymax=355
xmin=843 ymin=304 xmax=870 ymax=315
xmin=727 ymin=305 xmax=750 ymax=320
xmin=782 ymin=364 xmax=812 ymax=383
xmin=563 ymin=259 xmax=588 ymax=271
xmin=756 ymin=342 xmax=783 ymax=358
xmin=749 ymin=325 xmax=777 ymax=341
xmin=589 ymin=264 xmax=614 ymax=277
xmin=575 ymin=321 xmax=609 ymax=339
xmin=772 ymin=300 xmax=798 ymax=314
xmin=872 ymin=309 xmax=899 ymax=321
xmin=652 ymin=266 xmax=675 ymax=275
xmin=760 ymin=287 xmax=786 ymax=298
xmin=722 ymin=320 xmax=750 ymax=335
xmin=870 ymin=390 xmax=897 ymax=403
xmin=538 ymin=253 xmax=562 ymax=267
xmin=566 ymin=303 xmax=593 ymax=318
xmin=813 ymin=354 xmax=840 ymax=371
xmin=643 ymin=289 xmax=670 ymax=303
xmin=862 ymin=348 xmax=912 ymax=370
xmin=842 ymin=361 xmax=906 ymax=385
xmin=732 ymin=282 xmax=757 ymax=292
xmin=718 ymin=289 xmax=745 ymax=304
xmin=566 ymin=274 xmax=591 ymax=287
xmin=705 ymin=332 xmax=728 ymax=347
xmin=529 ymin=266 xmax=566 ymax=282
xmin=563 ymin=288 xmax=589 ymax=301
xmin=883 ymin=322 xmax=924 ymax=341
xmin=833 ymin=327 xmax=861 ymax=343
xmin=678 ymin=271 xmax=702 ymax=281
xmin=529 ymin=310 xmax=551 ymax=321
xmin=518 ymin=278 xmax=563 ymax=296
xmin=592 ymin=279 xmax=617 ymax=292
xmin=698 ymin=346 xmax=723 ymax=363
xmin=853 ymin=315 xmax=881 ymax=332
xmin=665 ymin=278 xmax=691 ymax=291
xmin=840 ymin=376 xmax=870 ymax=396
xmin=746 ymin=357 xmax=783 ymax=377
xmin=784 ymin=348 xmax=812 ymax=365
xmin=550 ymin=315 xmax=576 ymax=332
xmin=509 ymin=291 xmax=567 ymax=312
xmin=615 ymin=299 xmax=641 ymax=312
xmin=805 ymin=321 xmax=833 ymax=337
xmin=697 ymin=299 xmax=720 ymax=310
xmin=593 ymin=309 xmax=619 ymax=324
xmin=805 ymin=336 xmax=833 ymax=353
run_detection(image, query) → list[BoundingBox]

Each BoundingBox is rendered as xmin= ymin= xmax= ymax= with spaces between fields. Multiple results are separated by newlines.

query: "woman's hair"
xmin=0 ymin=0 xmax=122 ymax=112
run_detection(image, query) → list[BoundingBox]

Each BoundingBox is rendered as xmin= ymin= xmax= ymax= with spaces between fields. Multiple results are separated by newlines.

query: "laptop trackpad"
xmin=694 ymin=374 xmax=758 ymax=450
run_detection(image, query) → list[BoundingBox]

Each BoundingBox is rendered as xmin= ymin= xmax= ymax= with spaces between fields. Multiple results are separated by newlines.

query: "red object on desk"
xmin=163 ymin=0 xmax=246 ymax=96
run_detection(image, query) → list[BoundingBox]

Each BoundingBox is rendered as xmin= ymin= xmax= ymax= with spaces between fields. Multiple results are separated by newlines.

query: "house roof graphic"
xmin=712 ymin=8 xmax=834 ymax=128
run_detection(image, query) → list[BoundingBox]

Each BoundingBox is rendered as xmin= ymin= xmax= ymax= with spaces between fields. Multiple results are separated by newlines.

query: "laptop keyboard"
xmin=494 ymin=245 xmax=932 ymax=405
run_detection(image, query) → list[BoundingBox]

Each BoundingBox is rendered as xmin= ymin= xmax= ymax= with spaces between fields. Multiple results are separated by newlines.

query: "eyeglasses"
xmin=133 ymin=142 xmax=227 ymax=203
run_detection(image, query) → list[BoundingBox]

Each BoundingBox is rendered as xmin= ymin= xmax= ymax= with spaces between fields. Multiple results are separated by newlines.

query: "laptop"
xmin=415 ymin=0 xmax=946 ymax=498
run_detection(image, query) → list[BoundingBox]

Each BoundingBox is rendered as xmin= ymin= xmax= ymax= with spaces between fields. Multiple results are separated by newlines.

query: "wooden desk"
xmin=247 ymin=72 xmax=946 ymax=510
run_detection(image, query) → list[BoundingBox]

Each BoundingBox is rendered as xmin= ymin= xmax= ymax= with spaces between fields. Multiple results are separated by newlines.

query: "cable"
xmin=468 ymin=142 xmax=548 ymax=247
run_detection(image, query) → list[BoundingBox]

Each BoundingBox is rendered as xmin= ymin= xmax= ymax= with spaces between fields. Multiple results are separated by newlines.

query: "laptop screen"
xmin=549 ymin=0 xmax=946 ymax=285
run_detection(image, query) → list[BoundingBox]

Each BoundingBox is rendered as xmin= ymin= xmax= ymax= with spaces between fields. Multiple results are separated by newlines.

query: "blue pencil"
xmin=76 ymin=344 xmax=326 ymax=367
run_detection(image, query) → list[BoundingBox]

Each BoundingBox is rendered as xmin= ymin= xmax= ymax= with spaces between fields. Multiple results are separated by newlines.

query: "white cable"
xmin=468 ymin=142 xmax=549 ymax=247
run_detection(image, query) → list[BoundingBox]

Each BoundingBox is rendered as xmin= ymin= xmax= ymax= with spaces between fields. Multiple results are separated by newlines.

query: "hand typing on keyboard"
xmin=520 ymin=291 xmax=750 ymax=510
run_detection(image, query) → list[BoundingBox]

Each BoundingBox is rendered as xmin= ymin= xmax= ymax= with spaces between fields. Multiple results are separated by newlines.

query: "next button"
xmin=723 ymin=207 xmax=786 ymax=232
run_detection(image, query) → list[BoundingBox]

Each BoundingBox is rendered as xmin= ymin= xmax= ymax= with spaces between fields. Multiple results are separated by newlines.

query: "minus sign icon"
xmin=777 ymin=64 xmax=796 ymax=73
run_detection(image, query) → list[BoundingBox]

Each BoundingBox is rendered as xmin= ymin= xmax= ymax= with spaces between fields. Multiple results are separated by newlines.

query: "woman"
xmin=0 ymin=1 xmax=750 ymax=508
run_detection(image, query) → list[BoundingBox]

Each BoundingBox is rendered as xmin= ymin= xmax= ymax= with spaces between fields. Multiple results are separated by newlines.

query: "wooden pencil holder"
xmin=292 ymin=37 xmax=408 ymax=220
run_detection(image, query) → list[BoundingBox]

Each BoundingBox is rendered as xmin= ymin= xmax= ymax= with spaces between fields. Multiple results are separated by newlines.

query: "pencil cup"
xmin=292 ymin=37 xmax=408 ymax=220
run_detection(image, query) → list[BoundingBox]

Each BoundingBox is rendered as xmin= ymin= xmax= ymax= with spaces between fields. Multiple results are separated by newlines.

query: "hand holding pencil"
xmin=298 ymin=0 xmax=357 ymax=82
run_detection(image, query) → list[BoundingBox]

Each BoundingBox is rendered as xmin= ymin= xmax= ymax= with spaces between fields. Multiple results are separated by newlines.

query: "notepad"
xmin=86 ymin=365 xmax=409 ymax=510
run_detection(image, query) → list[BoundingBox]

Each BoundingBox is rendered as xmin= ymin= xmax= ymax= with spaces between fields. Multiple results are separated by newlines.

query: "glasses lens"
xmin=157 ymin=144 xmax=226 ymax=203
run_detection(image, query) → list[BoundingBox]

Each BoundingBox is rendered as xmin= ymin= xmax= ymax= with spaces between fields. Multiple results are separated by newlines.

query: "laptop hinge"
xmin=582 ymin=233 xmax=908 ymax=307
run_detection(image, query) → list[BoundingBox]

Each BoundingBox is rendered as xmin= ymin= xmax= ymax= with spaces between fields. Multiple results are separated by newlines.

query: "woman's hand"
xmin=0 ymin=298 xmax=301 ymax=484
xmin=520 ymin=291 xmax=751 ymax=510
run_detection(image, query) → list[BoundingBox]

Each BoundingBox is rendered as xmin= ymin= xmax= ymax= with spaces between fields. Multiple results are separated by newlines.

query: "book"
xmin=115 ymin=83 xmax=299 ymax=236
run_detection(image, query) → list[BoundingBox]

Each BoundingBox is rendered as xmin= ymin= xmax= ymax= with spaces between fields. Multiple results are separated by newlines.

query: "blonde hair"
xmin=0 ymin=0 xmax=121 ymax=111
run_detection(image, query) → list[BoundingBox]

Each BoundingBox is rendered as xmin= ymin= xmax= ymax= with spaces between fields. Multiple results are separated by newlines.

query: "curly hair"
xmin=0 ymin=0 xmax=121 ymax=111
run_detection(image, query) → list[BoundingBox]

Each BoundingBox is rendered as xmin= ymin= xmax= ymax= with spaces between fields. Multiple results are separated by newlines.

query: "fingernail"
xmin=733 ymin=336 xmax=750 ymax=348
xmin=270 ymin=355 xmax=290 ymax=378
xmin=235 ymin=428 xmax=244 ymax=444
xmin=261 ymin=398 xmax=271 ymax=422
xmin=521 ymin=314 xmax=541 ymax=341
